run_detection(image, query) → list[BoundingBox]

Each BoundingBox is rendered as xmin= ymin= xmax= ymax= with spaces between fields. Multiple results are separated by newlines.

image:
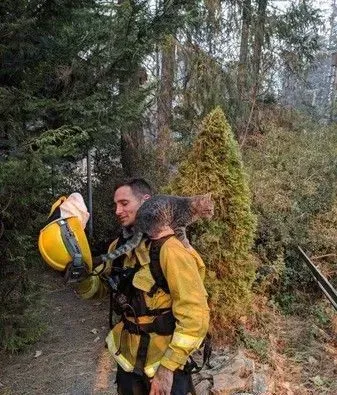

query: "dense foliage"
xmin=244 ymin=106 xmax=337 ymax=311
xmin=0 ymin=0 xmax=189 ymax=351
xmin=0 ymin=0 xmax=332 ymax=351
xmin=169 ymin=108 xmax=257 ymax=340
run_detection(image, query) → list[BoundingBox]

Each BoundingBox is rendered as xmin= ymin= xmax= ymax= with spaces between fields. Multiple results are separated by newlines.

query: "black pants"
xmin=116 ymin=365 xmax=193 ymax=395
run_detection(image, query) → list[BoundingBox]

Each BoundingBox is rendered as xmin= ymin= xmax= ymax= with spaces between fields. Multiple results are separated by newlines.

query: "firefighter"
xmin=77 ymin=179 xmax=210 ymax=394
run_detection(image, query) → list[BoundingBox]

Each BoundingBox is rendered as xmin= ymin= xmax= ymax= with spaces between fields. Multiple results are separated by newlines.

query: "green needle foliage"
xmin=169 ymin=107 xmax=257 ymax=340
xmin=0 ymin=0 xmax=196 ymax=351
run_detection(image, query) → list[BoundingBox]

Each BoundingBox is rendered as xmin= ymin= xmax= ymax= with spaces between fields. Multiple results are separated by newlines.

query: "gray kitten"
xmin=103 ymin=193 xmax=214 ymax=262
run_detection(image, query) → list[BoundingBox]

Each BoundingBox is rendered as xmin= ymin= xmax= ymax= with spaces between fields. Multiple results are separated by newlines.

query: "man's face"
xmin=114 ymin=186 xmax=144 ymax=227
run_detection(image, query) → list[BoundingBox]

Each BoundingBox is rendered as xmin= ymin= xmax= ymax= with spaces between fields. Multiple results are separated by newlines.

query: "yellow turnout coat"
xmin=77 ymin=236 xmax=210 ymax=377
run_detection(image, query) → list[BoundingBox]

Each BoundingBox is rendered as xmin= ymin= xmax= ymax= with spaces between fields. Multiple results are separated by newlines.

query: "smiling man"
xmin=78 ymin=178 xmax=210 ymax=395
xmin=114 ymin=180 xmax=151 ymax=228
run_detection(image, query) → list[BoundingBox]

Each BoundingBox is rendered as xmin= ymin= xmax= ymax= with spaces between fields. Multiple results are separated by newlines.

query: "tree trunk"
xmin=157 ymin=35 xmax=175 ymax=169
xmin=117 ymin=0 xmax=145 ymax=177
xmin=119 ymin=69 xmax=145 ymax=177
xmin=237 ymin=0 xmax=251 ymax=100
xmin=251 ymin=0 xmax=268 ymax=104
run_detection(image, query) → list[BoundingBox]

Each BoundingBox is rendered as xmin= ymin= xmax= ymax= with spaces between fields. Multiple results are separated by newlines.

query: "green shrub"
xmin=0 ymin=156 xmax=53 ymax=351
xmin=236 ymin=326 xmax=269 ymax=362
xmin=244 ymin=110 xmax=337 ymax=297
xmin=169 ymin=107 xmax=257 ymax=340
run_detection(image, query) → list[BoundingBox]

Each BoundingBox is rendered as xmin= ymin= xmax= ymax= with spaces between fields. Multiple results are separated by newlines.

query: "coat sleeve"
xmin=74 ymin=240 xmax=118 ymax=299
xmin=158 ymin=242 xmax=210 ymax=371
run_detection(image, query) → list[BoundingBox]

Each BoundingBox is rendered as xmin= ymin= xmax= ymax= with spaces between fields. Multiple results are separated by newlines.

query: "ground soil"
xmin=1 ymin=269 xmax=336 ymax=395
xmin=0 ymin=269 xmax=118 ymax=395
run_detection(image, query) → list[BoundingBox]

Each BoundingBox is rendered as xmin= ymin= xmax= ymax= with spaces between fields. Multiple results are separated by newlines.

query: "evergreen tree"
xmin=171 ymin=0 xmax=322 ymax=143
xmin=0 ymin=0 xmax=98 ymax=351
xmin=169 ymin=107 xmax=256 ymax=340
xmin=0 ymin=0 xmax=197 ymax=350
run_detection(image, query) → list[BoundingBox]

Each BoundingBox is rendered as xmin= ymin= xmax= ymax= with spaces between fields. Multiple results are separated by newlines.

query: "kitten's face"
xmin=193 ymin=193 xmax=214 ymax=219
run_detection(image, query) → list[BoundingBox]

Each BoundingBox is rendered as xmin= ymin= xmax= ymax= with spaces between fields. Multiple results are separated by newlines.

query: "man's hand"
xmin=149 ymin=365 xmax=174 ymax=395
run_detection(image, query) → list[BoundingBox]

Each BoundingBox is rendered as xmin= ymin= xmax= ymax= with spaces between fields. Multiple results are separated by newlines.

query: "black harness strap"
xmin=184 ymin=333 xmax=213 ymax=374
xmin=122 ymin=311 xmax=176 ymax=336
xmin=134 ymin=332 xmax=150 ymax=376
xmin=109 ymin=236 xmax=128 ymax=329
xmin=109 ymin=286 xmax=115 ymax=330
xmin=108 ymin=234 xmax=210 ymax=377
xmin=147 ymin=235 xmax=174 ymax=296
xmin=129 ymin=235 xmax=175 ymax=375
xmin=123 ymin=310 xmax=176 ymax=377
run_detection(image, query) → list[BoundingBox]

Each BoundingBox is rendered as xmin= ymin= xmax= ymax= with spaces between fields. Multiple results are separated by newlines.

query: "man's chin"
xmin=120 ymin=221 xmax=131 ymax=227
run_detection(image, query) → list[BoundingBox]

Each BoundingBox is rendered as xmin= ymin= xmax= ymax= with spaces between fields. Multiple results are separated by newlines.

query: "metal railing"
xmin=298 ymin=246 xmax=337 ymax=311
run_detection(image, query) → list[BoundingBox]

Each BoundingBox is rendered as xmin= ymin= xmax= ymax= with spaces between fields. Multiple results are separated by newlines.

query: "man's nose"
xmin=115 ymin=205 xmax=123 ymax=216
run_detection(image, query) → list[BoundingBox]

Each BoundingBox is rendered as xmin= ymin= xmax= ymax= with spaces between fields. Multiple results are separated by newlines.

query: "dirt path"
xmin=2 ymin=268 xmax=336 ymax=395
xmin=0 ymin=269 xmax=118 ymax=395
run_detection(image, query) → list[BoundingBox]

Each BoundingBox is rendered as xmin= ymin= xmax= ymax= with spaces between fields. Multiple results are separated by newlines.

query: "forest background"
xmin=1 ymin=0 xmax=337 ymax=392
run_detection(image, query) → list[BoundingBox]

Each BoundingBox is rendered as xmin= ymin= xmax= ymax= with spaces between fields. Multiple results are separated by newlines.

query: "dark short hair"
xmin=113 ymin=178 xmax=153 ymax=199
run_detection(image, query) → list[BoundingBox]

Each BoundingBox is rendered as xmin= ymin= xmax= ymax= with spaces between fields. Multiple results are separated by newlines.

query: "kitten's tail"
xmin=102 ymin=232 xmax=143 ymax=262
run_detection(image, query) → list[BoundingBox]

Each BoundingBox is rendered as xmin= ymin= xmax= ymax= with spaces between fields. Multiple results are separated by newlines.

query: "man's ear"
xmin=142 ymin=194 xmax=151 ymax=202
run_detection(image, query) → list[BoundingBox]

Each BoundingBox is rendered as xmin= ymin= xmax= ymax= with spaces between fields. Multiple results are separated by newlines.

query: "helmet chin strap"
xmin=58 ymin=219 xmax=87 ymax=283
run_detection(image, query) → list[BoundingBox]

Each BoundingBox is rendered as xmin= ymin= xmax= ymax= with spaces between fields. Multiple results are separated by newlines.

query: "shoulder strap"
xmin=148 ymin=235 xmax=174 ymax=296
xmin=108 ymin=235 xmax=127 ymax=329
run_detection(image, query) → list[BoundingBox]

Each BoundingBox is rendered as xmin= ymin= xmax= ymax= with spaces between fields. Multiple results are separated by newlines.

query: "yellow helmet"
xmin=38 ymin=216 xmax=93 ymax=283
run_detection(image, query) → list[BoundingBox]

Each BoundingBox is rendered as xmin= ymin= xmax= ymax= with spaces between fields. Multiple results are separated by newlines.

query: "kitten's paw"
xmin=182 ymin=240 xmax=192 ymax=250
